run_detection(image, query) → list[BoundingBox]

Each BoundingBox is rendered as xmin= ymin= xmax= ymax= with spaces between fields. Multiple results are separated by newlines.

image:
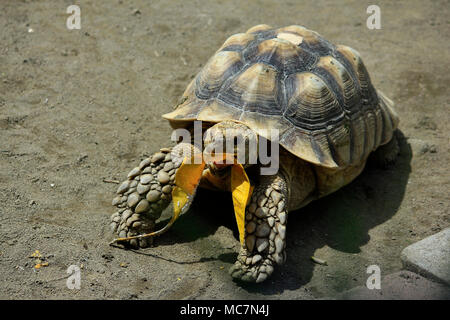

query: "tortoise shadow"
xmin=147 ymin=131 xmax=412 ymax=295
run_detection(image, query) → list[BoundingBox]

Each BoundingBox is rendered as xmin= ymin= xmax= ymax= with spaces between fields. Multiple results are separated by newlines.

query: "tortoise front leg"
xmin=110 ymin=143 xmax=196 ymax=248
xmin=230 ymin=172 xmax=289 ymax=283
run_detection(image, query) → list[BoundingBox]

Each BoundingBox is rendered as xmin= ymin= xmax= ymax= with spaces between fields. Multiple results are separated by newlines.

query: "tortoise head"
xmin=203 ymin=120 xmax=259 ymax=173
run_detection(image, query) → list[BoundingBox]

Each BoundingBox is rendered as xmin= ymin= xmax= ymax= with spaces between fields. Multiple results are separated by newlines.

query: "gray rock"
xmin=401 ymin=228 xmax=450 ymax=285
xmin=337 ymin=271 xmax=450 ymax=300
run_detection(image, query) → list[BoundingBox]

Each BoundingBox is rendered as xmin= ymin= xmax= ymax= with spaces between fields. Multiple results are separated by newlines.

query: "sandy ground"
xmin=0 ymin=0 xmax=449 ymax=299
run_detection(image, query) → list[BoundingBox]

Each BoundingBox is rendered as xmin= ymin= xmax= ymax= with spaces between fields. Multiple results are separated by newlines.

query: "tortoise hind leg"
xmin=229 ymin=172 xmax=289 ymax=283
xmin=369 ymin=131 xmax=400 ymax=168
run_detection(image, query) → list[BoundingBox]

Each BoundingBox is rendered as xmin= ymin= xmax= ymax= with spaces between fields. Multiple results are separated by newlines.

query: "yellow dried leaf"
xmin=171 ymin=159 xmax=205 ymax=221
xmin=231 ymin=164 xmax=253 ymax=245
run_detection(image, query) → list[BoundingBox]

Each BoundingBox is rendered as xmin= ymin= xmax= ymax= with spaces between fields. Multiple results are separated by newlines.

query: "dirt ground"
xmin=0 ymin=0 xmax=449 ymax=299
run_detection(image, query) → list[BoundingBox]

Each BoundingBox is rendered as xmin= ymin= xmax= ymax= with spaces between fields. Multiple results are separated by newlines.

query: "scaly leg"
xmin=110 ymin=143 xmax=195 ymax=248
xmin=229 ymin=172 xmax=289 ymax=283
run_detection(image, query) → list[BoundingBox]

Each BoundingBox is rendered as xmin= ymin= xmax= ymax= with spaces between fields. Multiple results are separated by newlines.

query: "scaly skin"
xmin=110 ymin=143 xmax=197 ymax=248
xmin=229 ymin=172 xmax=289 ymax=283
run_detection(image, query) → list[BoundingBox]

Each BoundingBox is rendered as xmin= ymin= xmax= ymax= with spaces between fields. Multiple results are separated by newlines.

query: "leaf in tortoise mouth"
xmin=110 ymin=157 xmax=253 ymax=245
xmin=231 ymin=163 xmax=253 ymax=245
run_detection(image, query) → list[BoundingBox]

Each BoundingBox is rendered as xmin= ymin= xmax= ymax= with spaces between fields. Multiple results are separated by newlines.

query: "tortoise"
xmin=109 ymin=24 xmax=399 ymax=283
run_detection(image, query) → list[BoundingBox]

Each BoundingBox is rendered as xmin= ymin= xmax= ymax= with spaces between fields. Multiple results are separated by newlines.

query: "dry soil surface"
xmin=0 ymin=0 xmax=449 ymax=299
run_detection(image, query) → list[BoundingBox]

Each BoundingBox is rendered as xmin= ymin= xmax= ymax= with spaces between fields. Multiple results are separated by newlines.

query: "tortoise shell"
xmin=163 ymin=24 xmax=399 ymax=168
